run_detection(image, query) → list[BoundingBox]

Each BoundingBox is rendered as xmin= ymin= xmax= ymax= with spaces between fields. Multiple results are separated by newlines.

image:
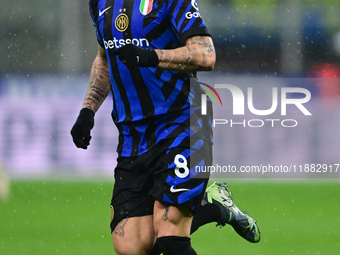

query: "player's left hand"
xmin=70 ymin=108 xmax=95 ymax=149
xmin=113 ymin=44 xmax=159 ymax=70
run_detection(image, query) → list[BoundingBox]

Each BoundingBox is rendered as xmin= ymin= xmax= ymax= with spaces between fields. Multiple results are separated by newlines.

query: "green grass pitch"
xmin=1 ymin=179 xmax=339 ymax=255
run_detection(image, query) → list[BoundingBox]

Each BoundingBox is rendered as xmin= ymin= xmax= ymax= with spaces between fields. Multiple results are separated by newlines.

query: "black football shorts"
xmin=110 ymin=137 xmax=212 ymax=232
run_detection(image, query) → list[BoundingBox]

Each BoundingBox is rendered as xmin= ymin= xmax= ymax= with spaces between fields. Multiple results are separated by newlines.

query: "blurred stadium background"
xmin=1 ymin=0 xmax=340 ymax=254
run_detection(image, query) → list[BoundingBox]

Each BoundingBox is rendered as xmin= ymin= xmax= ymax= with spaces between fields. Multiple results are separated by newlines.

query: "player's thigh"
xmin=153 ymin=201 xmax=193 ymax=238
xmin=150 ymin=139 xmax=212 ymax=237
xmin=112 ymin=215 xmax=155 ymax=255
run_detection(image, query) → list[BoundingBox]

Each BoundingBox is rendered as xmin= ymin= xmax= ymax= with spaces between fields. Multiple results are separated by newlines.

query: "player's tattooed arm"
xmin=83 ymin=45 xmax=111 ymax=112
xmin=155 ymin=35 xmax=216 ymax=72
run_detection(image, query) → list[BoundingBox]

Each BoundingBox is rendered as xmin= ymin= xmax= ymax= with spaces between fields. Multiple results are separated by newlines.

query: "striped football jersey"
xmin=89 ymin=0 xmax=212 ymax=156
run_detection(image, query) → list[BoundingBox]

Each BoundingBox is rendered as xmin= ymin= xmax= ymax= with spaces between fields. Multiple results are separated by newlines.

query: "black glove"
xmin=70 ymin=108 xmax=95 ymax=149
xmin=113 ymin=44 xmax=159 ymax=70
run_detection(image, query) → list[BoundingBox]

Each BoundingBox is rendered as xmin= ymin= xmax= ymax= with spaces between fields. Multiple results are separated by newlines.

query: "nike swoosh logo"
xmin=170 ymin=186 xmax=190 ymax=193
xmin=99 ymin=6 xmax=112 ymax=17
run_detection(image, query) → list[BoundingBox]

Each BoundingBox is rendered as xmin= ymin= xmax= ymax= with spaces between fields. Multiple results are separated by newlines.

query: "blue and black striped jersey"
xmin=89 ymin=0 xmax=212 ymax=156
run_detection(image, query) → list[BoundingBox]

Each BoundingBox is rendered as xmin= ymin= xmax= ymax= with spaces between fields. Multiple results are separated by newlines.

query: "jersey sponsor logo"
xmin=104 ymin=37 xmax=150 ymax=50
xmin=191 ymin=0 xmax=199 ymax=11
xmin=99 ymin=6 xmax=112 ymax=17
xmin=186 ymin=11 xmax=201 ymax=19
xmin=170 ymin=186 xmax=190 ymax=193
xmin=115 ymin=12 xmax=129 ymax=32
xmin=186 ymin=0 xmax=201 ymax=19
xmin=140 ymin=0 xmax=153 ymax=15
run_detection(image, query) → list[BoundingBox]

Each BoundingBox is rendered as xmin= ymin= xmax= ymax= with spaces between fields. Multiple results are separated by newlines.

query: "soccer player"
xmin=71 ymin=0 xmax=260 ymax=254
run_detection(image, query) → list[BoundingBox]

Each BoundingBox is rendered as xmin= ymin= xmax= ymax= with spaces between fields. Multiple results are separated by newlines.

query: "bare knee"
xmin=113 ymin=231 xmax=154 ymax=255
xmin=114 ymin=241 xmax=150 ymax=255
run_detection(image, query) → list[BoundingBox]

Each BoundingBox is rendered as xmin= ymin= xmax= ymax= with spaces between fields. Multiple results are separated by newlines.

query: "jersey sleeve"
xmin=89 ymin=0 xmax=105 ymax=48
xmin=167 ymin=0 xmax=211 ymax=45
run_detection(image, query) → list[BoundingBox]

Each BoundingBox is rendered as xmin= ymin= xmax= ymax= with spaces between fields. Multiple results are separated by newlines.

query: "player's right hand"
xmin=112 ymin=44 xmax=159 ymax=70
xmin=70 ymin=108 xmax=95 ymax=149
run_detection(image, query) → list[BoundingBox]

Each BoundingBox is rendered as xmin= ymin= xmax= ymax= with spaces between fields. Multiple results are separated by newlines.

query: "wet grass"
xmin=1 ymin=179 xmax=339 ymax=255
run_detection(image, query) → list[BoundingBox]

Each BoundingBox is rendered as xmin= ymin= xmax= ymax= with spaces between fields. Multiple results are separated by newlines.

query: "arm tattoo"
xmin=156 ymin=36 xmax=215 ymax=72
xmin=187 ymin=36 xmax=215 ymax=54
xmin=179 ymin=46 xmax=192 ymax=68
xmin=114 ymin=218 xmax=129 ymax=237
xmin=83 ymin=56 xmax=111 ymax=112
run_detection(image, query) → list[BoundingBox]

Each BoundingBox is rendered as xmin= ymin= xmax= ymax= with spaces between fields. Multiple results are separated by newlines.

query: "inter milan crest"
xmin=115 ymin=8 xmax=129 ymax=32
xmin=140 ymin=0 xmax=153 ymax=15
